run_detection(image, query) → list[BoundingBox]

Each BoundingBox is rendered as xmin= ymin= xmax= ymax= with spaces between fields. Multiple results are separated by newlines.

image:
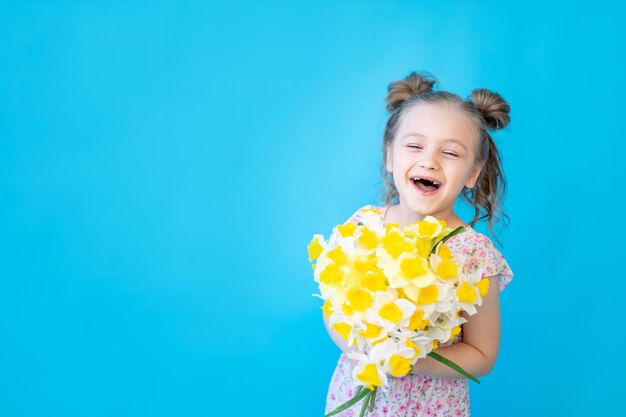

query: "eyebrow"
xmin=402 ymin=133 xmax=468 ymax=150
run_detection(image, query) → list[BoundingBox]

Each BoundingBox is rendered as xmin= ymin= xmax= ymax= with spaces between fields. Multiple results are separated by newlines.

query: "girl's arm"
xmin=322 ymin=313 xmax=359 ymax=355
xmin=410 ymin=274 xmax=502 ymax=379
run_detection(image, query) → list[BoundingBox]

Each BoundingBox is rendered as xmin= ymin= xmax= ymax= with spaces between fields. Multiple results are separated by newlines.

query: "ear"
xmin=465 ymin=162 xmax=484 ymax=189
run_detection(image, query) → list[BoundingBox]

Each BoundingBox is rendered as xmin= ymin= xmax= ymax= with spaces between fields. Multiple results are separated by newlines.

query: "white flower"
xmin=365 ymin=290 xmax=416 ymax=333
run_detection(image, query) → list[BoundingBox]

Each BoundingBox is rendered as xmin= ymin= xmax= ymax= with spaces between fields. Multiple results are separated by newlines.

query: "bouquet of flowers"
xmin=307 ymin=206 xmax=490 ymax=417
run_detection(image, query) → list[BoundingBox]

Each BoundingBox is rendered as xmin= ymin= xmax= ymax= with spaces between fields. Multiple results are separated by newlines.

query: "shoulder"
xmin=452 ymin=229 xmax=499 ymax=257
xmin=455 ymin=230 xmax=515 ymax=292
xmin=344 ymin=204 xmax=382 ymax=223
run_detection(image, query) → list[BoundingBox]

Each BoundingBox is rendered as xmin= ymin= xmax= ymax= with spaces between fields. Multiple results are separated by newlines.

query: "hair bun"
xmin=386 ymin=71 xmax=437 ymax=112
xmin=468 ymin=88 xmax=510 ymax=130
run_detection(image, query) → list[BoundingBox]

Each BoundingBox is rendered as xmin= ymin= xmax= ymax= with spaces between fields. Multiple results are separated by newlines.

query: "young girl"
xmin=323 ymin=71 xmax=514 ymax=417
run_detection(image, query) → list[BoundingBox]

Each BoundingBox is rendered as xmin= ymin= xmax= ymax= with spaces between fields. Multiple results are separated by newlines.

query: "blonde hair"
xmin=378 ymin=70 xmax=511 ymax=244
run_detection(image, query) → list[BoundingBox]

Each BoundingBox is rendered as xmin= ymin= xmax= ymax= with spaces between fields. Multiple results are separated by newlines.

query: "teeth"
xmin=412 ymin=177 xmax=441 ymax=185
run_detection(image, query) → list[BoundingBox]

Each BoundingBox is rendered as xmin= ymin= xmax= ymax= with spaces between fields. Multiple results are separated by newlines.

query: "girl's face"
xmin=386 ymin=102 xmax=484 ymax=223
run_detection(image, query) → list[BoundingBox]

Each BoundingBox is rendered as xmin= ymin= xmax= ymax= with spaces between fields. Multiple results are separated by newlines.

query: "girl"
xmin=323 ymin=71 xmax=514 ymax=417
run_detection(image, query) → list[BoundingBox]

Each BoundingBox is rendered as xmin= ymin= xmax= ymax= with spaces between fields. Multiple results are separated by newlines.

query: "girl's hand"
xmin=409 ymin=274 xmax=502 ymax=379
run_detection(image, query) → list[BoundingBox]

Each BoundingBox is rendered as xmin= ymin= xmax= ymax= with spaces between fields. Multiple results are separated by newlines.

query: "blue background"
xmin=2 ymin=1 xmax=624 ymax=416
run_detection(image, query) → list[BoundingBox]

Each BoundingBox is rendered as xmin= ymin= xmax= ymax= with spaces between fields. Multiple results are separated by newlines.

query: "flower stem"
xmin=359 ymin=390 xmax=372 ymax=417
xmin=369 ymin=387 xmax=377 ymax=412
xmin=430 ymin=226 xmax=466 ymax=255
xmin=324 ymin=387 xmax=372 ymax=417
xmin=427 ymin=351 xmax=480 ymax=383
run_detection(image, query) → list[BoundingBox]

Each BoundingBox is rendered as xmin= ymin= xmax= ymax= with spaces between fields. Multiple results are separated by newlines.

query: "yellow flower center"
xmin=436 ymin=259 xmax=458 ymax=279
xmin=354 ymin=257 xmax=378 ymax=273
xmin=475 ymin=277 xmax=490 ymax=297
xmin=359 ymin=271 xmax=388 ymax=292
xmin=307 ymin=237 xmax=324 ymax=261
xmin=319 ymin=263 xmax=343 ymax=286
xmin=456 ymin=281 xmax=477 ymax=303
xmin=326 ymin=247 xmax=347 ymax=265
xmin=415 ymin=238 xmax=431 ymax=258
xmin=337 ymin=221 xmax=357 ymax=237
xmin=342 ymin=302 xmax=354 ymax=316
xmin=409 ymin=309 xmax=428 ymax=331
xmin=346 ymin=288 xmax=374 ymax=311
xmin=332 ymin=322 xmax=352 ymax=341
xmin=358 ymin=227 xmax=379 ymax=250
xmin=437 ymin=243 xmax=453 ymax=259
xmin=379 ymin=302 xmax=403 ymax=324
xmin=321 ymin=300 xmax=333 ymax=319
xmin=389 ymin=354 xmax=412 ymax=377
xmin=356 ymin=364 xmax=383 ymax=386
xmin=418 ymin=285 xmax=438 ymax=304
xmin=359 ymin=323 xmax=382 ymax=339
xmin=399 ymin=254 xmax=428 ymax=279
xmin=405 ymin=338 xmax=422 ymax=358
xmin=363 ymin=207 xmax=381 ymax=215
xmin=381 ymin=230 xmax=413 ymax=258
xmin=417 ymin=220 xmax=438 ymax=237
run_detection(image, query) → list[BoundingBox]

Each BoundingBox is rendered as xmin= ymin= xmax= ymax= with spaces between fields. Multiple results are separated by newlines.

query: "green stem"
xmin=430 ymin=226 xmax=466 ymax=255
xmin=427 ymin=351 xmax=480 ymax=383
xmin=324 ymin=387 xmax=372 ymax=417
xmin=369 ymin=387 xmax=377 ymax=412
xmin=359 ymin=390 xmax=372 ymax=417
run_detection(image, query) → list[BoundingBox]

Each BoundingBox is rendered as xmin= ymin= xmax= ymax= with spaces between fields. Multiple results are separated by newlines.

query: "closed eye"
xmin=443 ymin=151 xmax=458 ymax=156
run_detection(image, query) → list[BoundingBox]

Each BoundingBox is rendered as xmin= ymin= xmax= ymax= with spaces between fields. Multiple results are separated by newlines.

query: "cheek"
xmin=388 ymin=154 xmax=406 ymax=171
xmin=446 ymin=166 xmax=472 ymax=185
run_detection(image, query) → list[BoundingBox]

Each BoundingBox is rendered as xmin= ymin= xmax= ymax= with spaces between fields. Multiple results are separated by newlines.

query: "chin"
xmin=402 ymin=203 xmax=431 ymax=217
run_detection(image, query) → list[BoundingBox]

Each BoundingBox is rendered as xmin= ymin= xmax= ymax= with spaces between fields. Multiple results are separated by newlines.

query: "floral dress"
xmin=324 ymin=204 xmax=514 ymax=417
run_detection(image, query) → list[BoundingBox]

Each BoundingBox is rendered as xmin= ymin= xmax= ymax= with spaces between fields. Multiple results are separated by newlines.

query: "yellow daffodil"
xmin=380 ymin=228 xmax=415 ymax=259
xmin=418 ymin=284 xmax=439 ymax=304
xmin=359 ymin=270 xmax=388 ymax=292
xmin=389 ymin=354 xmax=412 ymax=377
xmin=455 ymin=281 xmax=480 ymax=315
xmin=361 ymin=206 xmax=382 ymax=216
xmin=437 ymin=243 xmax=454 ymax=259
xmin=404 ymin=338 xmax=421 ymax=359
xmin=476 ymin=277 xmax=490 ymax=297
xmin=322 ymin=299 xmax=333 ymax=319
xmin=366 ymin=291 xmax=416 ymax=331
xmin=345 ymin=288 xmax=374 ymax=312
xmin=356 ymin=364 xmax=384 ymax=386
xmin=307 ymin=235 xmax=325 ymax=262
xmin=319 ymin=262 xmax=344 ymax=286
xmin=336 ymin=221 xmax=357 ymax=237
xmin=414 ymin=236 xmax=433 ymax=258
xmin=408 ymin=309 xmax=429 ymax=331
xmin=326 ymin=246 xmax=347 ymax=266
xmin=332 ymin=322 xmax=352 ymax=341
xmin=357 ymin=226 xmax=379 ymax=250
xmin=378 ymin=251 xmax=436 ymax=290
xmin=436 ymin=259 xmax=459 ymax=279
xmin=415 ymin=215 xmax=443 ymax=238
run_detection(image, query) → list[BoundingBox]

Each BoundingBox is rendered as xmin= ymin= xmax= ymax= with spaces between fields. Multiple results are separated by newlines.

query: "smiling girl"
xmin=323 ymin=71 xmax=515 ymax=417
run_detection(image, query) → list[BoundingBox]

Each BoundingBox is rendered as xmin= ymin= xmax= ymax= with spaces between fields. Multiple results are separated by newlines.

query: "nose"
xmin=418 ymin=151 xmax=439 ymax=170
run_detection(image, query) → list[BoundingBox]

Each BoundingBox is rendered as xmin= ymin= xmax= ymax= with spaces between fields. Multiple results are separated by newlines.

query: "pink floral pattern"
xmin=324 ymin=205 xmax=514 ymax=417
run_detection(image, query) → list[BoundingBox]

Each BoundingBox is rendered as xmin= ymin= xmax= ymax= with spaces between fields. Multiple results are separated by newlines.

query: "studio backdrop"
xmin=1 ymin=1 xmax=624 ymax=416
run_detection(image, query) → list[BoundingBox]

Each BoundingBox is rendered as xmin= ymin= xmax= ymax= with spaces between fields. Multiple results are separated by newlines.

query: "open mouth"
xmin=411 ymin=177 xmax=442 ymax=193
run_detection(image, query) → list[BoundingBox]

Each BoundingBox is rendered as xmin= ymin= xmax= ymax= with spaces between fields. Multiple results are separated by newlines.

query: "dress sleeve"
xmin=475 ymin=234 xmax=514 ymax=292
xmin=344 ymin=205 xmax=371 ymax=224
